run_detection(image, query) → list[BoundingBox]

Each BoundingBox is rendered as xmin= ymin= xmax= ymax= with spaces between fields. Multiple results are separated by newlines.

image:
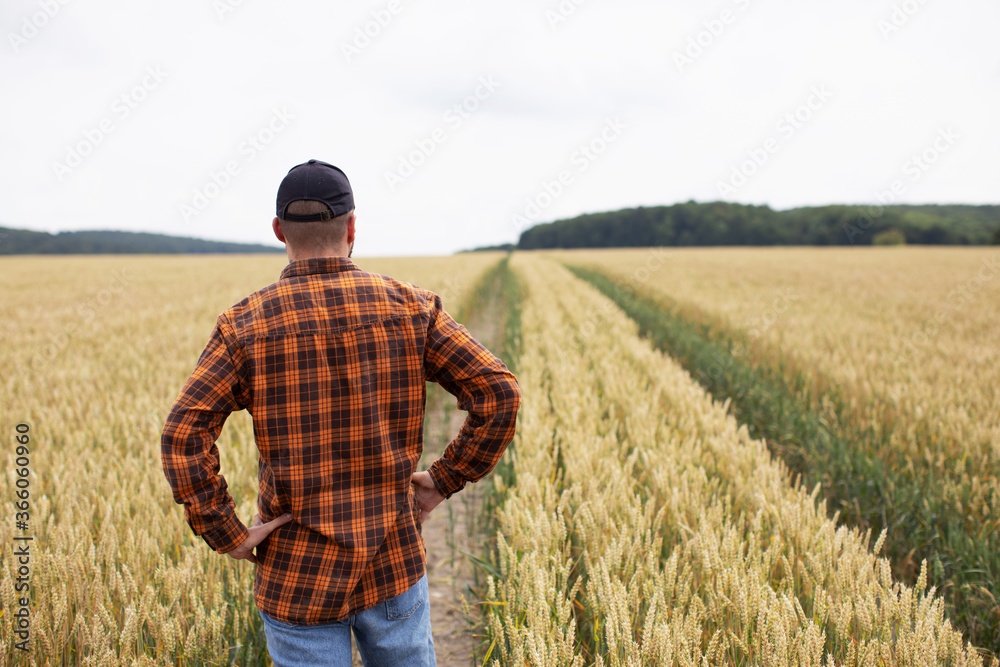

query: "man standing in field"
xmin=161 ymin=159 xmax=520 ymax=666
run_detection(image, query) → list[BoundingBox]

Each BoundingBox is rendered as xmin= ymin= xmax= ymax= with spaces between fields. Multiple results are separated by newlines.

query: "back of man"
xmin=161 ymin=160 xmax=521 ymax=666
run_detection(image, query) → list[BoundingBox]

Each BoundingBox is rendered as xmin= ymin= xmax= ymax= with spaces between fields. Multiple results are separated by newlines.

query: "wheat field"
xmin=482 ymin=253 xmax=993 ymax=666
xmin=0 ymin=254 xmax=499 ymax=665
xmin=1 ymin=250 xmax=995 ymax=665
xmin=553 ymin=247 xmax=1000 ymax=473
xmin=550 ymin=247 xmax=1000 ymax=649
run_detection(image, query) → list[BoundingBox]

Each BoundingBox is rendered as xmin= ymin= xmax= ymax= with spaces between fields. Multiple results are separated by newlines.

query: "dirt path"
xmin=352 ymin=266 xmax=509 ymax=666
xmin=420 ymin=276 xmax=507 ymax=666
xmin=421 ymin=391 xmax=485 ymax=666
xmin=349 ymin=391 xmax=485 ymax=666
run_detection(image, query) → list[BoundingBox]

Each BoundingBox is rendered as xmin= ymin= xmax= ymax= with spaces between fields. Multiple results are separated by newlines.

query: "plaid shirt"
xmin=161 ymin=256 xmax=520 ymax=624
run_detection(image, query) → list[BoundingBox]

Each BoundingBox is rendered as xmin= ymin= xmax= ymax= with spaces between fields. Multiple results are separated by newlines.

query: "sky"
xmin=2 ymin=0 xmax=998 ymax=256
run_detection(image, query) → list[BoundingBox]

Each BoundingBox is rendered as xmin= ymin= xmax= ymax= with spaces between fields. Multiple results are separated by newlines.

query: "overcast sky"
xmin=2 ymin=0 xmax=998 ymax=255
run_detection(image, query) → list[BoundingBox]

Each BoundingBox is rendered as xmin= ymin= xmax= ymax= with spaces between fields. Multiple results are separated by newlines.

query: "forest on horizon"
xmin=481 ymin=202 xmax=1000 ymax=251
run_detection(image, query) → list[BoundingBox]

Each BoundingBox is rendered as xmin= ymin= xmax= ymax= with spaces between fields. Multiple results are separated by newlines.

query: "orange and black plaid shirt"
xmin=161 ymin=256 xmax=520 ymax=624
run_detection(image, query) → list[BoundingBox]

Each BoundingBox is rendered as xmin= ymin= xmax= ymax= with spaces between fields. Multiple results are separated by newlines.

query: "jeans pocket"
xmin=384 ymin=577 xmax=425 ymax=620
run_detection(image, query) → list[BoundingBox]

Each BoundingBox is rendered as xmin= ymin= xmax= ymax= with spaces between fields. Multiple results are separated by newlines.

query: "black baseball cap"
xmin=276 ymin=159 xmax=354 ymax=222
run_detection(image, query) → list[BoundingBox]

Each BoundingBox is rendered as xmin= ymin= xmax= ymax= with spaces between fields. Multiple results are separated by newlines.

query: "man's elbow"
xmin=500 ymin=375 xmax=521 ymax=417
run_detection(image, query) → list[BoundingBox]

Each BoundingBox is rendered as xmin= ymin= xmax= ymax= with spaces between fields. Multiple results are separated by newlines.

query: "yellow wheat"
xmin=484 ymin=253 xmax=992 ymax=666
xmin=0 ymin=253 xmax=501 ymax=665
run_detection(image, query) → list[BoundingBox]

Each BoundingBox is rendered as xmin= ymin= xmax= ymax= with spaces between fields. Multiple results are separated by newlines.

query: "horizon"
xmin=2 ymin=198 xmax=996 ymax=257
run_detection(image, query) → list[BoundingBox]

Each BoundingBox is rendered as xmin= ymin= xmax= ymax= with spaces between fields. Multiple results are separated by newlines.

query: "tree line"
xmin=0 ymin=227 xmax=284 ymax=255
xmin=512 ymin=202 xmax=1000 ymax=250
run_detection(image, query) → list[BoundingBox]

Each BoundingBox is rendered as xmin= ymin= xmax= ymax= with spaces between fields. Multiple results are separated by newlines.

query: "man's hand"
xmin=410 ymin=471 xmax=445 ymax=525
xmin=227 ymin=513 xmax=293 ymax=563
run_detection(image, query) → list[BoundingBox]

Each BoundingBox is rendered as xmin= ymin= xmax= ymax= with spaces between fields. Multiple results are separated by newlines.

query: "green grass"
xmin=466 ymin=252 xmax=523 ymax=516
xmin=449 ymin=254 xmax=525 ymax=664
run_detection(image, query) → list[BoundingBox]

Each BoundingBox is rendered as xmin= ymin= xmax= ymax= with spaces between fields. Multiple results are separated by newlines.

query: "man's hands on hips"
xmin=410 ymin=471 xmax=445 ymax=524
xmin=227 ymin=513 xmax=293 ymax=563
xmin=227 ymin=473 xmax=443 ymax=561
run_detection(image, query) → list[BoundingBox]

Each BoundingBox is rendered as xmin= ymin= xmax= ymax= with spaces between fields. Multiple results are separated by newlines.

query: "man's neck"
xmin=286 ymin=246 xmax=350 ymax=262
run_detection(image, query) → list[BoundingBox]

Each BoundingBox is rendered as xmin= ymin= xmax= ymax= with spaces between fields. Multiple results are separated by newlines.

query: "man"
xmin=161 ymin=159 xmax=520 ymax=666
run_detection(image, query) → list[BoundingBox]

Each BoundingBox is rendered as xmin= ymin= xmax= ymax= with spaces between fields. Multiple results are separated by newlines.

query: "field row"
xmin=483 ymin=254 xmax=989 ymax=665
xmin=559 ymin=247 xmax=999 ymax=478
xmin=553 ymin=248 xmax=1000 ymax=649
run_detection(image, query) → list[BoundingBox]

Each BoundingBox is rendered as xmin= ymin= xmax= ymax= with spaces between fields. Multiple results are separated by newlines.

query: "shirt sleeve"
xmin=161 ymin=314 xmax=251 ymax=554
xmin=423 ymin=293 xmax=521 ymax=498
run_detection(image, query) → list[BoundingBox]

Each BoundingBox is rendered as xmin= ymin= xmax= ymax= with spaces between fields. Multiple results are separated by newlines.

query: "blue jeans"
xmin=259 ymin=574 xmax=436 ymax=667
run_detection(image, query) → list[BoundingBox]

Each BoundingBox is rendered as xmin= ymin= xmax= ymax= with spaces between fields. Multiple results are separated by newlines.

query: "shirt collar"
xmin=280 ymin=256 xmax=360 ymax=280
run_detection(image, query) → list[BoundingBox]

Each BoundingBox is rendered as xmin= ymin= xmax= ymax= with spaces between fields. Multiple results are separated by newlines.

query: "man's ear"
xmin=272 ymin=217 xmax=287 ymax=244
xmin=346 ymin=213 xmax=356 ymax=246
